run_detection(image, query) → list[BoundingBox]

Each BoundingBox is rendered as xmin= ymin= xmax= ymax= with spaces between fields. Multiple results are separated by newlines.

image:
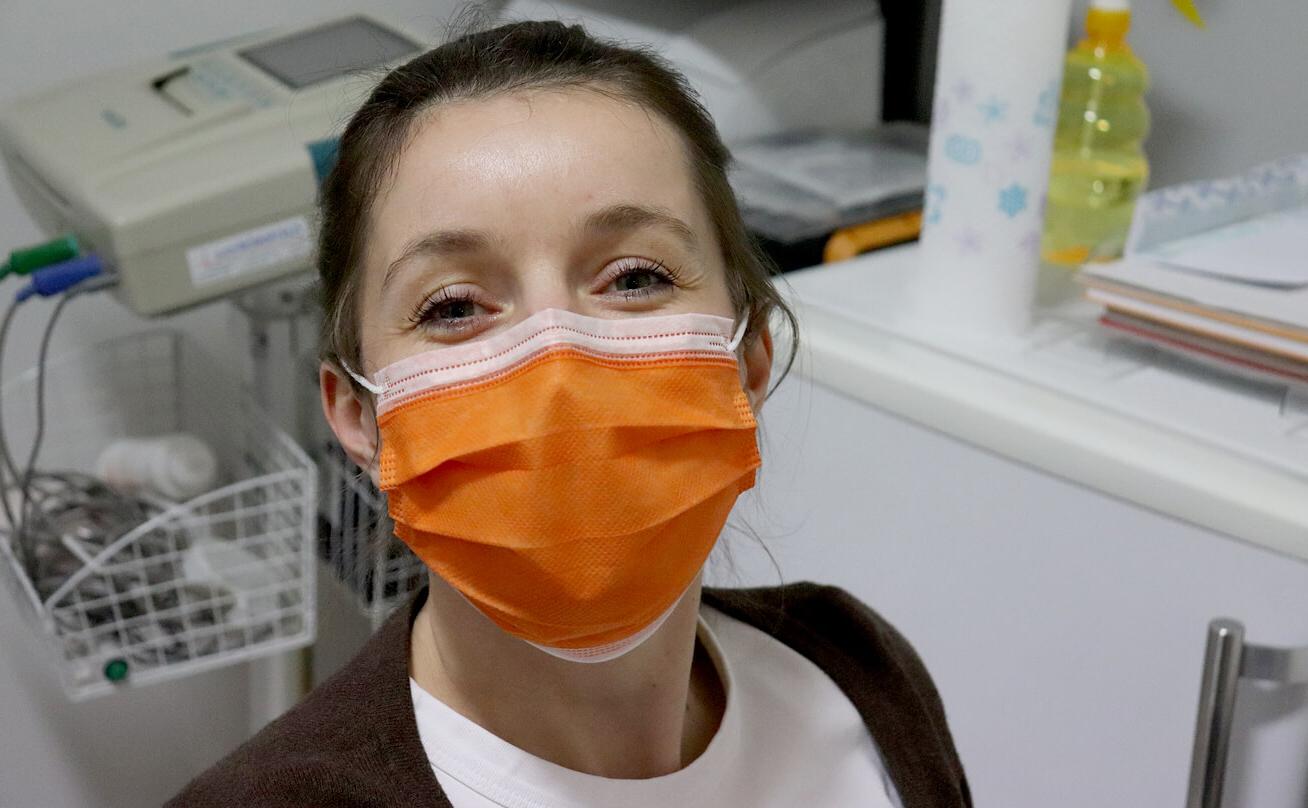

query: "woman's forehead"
xmin=369 ymin=89 xmax=709 ymax=255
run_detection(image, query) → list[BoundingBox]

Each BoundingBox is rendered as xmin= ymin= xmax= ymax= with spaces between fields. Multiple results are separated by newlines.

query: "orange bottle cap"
xmin=1086 ymin=8 xmax=1131 ymax=43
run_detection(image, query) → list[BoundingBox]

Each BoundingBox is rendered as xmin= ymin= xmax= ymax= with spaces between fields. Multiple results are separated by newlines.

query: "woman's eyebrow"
xmin=583 ymin=203 xmax=699 ymax=251
xmin=382 ymin=229 xmax=492 ymax=293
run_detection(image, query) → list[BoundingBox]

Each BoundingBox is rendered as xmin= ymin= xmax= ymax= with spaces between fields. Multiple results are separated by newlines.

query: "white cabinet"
xmin=710 ymin=246 xmax=1308 ymax=806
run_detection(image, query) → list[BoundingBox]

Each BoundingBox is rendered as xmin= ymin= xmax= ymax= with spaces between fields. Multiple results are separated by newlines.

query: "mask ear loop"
xmin=727 ymin=316 xmax=750 ymax=353
xmin=339 ymin=361 xmax=383 ymax=396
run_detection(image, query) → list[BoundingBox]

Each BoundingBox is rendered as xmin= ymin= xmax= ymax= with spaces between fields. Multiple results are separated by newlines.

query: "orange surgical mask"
xmin=347 ymin=308 xmax=760 ymax=662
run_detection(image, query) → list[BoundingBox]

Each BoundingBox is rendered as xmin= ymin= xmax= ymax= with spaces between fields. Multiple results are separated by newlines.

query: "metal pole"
xmin=1185 ymin=619 xmax=1245 ymax=808
xmin=244 ymin=311 xmax=299 ymax=733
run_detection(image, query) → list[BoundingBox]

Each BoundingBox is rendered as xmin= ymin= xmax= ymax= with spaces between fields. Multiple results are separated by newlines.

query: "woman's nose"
xmin=513 ymin=263 xmax=580 ymax=321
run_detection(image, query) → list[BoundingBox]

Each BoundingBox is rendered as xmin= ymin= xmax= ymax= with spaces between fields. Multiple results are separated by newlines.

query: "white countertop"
xmin=780 ymin=244 xmax=1308 ymax=563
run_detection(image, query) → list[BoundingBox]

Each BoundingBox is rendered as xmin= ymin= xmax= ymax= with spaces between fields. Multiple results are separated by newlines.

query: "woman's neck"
xmin=409 ymin=573 xmax=725 ymax=779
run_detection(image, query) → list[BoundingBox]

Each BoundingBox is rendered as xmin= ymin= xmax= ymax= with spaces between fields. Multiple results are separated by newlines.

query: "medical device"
xmin=0 ymin=15 xmax=426 ymax=316
xmin=0 ymin=17 xmax=404 ymax=700
xmin=503 ymin=0 xmax=885 ymax=144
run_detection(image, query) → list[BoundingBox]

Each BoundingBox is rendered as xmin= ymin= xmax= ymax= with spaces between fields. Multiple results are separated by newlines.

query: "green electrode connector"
xmin=0 ymin=234 xmax=80 ymax=279
xmin=103 ymin=657 xmax=129 ymax=683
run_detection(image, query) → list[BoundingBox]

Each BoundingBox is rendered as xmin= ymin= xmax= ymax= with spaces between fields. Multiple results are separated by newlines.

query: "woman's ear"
xmin=741 ymin=327 xmax=774 ymax=413
xmin=320 ymin=362 xmax=381 ymax=486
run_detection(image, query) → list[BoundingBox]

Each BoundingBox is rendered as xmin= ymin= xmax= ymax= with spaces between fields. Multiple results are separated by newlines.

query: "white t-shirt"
xmin=409 ymin=604 xmax=902 ymax=807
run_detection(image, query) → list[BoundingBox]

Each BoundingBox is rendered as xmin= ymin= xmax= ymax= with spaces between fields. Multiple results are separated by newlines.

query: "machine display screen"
xmin=239 ymin=18 xmax=420 ymax=90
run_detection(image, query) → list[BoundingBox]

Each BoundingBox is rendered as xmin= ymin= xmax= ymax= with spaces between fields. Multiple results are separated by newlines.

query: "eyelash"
xmin=407 ymin=259 xmax=684 ymax=330
xmin=599 ymin=259 xmax=683 ymax=300
xmin=408 ymin=286 xmax=486 ymax=330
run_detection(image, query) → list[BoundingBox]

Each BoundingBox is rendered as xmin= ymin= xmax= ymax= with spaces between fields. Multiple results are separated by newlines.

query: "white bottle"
xmin=96 ymin=433 xmax=219 ymax=502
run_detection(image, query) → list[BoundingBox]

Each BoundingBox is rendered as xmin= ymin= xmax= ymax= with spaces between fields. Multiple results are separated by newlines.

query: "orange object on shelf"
xmin=823 ymin=210 xmax=923 ymax=263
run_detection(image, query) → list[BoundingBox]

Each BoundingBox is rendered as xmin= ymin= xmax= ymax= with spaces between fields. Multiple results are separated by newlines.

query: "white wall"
xmin=1071 ymin=0 xmax=1308 ymax=187
xmin=0 ymin=3 xmax=467 ymax=807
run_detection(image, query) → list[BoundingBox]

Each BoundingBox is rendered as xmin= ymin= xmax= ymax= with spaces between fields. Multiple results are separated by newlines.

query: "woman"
xmin=171 ymin=20 xmax=970 ymax=808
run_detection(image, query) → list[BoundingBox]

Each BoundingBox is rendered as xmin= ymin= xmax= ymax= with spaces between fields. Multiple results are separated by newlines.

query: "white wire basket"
xmin=0 ymin=330 xmax=317 ymax=700
xmin=318 ymin=442 xmax=425 ymax=628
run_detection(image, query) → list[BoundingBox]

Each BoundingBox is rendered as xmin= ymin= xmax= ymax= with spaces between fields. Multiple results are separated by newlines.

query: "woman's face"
xmin=356 ymin=88 xmax=738 ymax=371
xmin=324 ymin=87 xmax=772 ymax=475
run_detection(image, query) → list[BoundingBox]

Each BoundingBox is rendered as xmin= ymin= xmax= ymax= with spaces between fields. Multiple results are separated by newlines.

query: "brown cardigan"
xmin=168 ymin=583 xmax=971 ymax=807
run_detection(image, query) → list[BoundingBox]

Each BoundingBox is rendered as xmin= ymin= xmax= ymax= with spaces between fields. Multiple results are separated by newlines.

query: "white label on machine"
xmin=185 ymin=216 xmax=312 ymax=287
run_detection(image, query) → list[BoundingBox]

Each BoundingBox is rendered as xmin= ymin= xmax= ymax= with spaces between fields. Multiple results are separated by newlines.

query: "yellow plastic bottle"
xmin=1041 ymin=0 xmax=1150 ymax=266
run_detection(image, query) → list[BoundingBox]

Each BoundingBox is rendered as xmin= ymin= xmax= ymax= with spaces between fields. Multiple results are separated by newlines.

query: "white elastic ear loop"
xmin=340 ymin=361 xmax=383 ymax=396
xmin=727 ymin=317 xmax=749 ymax=353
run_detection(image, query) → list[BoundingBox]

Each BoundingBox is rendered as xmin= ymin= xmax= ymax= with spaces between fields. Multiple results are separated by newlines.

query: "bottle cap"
xmin=1087 ymin=5 xmax=1131 ymax=41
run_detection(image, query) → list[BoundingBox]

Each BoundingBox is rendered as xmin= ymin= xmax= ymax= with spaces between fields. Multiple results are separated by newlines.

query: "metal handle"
xmin=1186 ymin=620 xmax=1245 ymax=808
xmin=1185 ymin=619 xmax=1308 ymax=808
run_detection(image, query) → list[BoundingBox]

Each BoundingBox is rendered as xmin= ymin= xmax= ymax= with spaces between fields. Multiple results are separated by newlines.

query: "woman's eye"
xmin=602 ymin=261 xmax=679 ymax=299
xmin=614 ymin=270 xmax=661 ymax=292
xmin=410 ymin=290 xmax=488 ymax=332
xmin=434 ymin=298 xmax=479 ymax=320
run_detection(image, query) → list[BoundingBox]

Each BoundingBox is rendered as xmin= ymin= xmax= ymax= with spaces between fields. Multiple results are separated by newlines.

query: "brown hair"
xmin=317 ymin=17 xmax=797 ymax=388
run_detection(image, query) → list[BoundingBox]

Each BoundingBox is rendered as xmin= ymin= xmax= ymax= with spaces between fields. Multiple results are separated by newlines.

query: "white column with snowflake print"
xmin=909 ymin=0 xmax=1074 ymax=337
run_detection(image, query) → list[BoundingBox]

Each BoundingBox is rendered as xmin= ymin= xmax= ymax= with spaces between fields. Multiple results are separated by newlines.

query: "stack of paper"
xmin=1079 ymin=155 xmax=1308 ymax=386
xmin=729 ymin=124 xmax=927 ymax=245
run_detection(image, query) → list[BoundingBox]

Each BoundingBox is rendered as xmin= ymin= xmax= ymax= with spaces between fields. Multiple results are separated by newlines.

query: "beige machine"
xmin=0 ymin=16 xmax=425 ymax=315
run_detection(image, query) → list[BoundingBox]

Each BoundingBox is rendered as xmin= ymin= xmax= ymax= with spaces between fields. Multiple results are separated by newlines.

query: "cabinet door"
xmin=713 ymin=376 xmax=1308 ymax=807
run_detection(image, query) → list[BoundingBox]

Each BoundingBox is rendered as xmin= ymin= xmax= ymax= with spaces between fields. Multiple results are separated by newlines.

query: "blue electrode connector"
xmin=1 ymin=234 xmax=80 ymax=281
xmin=16 ymin=254 xmax=106 ymax=302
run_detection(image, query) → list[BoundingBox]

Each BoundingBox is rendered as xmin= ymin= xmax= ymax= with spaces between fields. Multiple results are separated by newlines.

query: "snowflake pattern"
xmin=978 ymin=97 xmax=1008 ymax=124
xmin=1005 ymin=133 xmax=1033 ymax=162
xmin=1033 ymin=81 xmax=1059 ymax=128
xmin=1124 ymin=154 xmax=1308 ymax=250
xmin=954 ymin=229 xmax=984 ymax=255
xmin=998 ymin=183 xmax=1029 ymax=218
xmin=944 ymin=135 xmax=982 ymax=165
xmin=1020 ymin=230 xmax=1043 ymax=255
xmin=924 ymin=184 xmax=946 ymax=225
xmin=934 ymin=97 xmax=952 ymax=126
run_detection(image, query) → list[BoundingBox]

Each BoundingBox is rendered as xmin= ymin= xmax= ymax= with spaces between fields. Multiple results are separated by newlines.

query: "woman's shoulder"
xmin=702 ymin=582 xmax=973 ymax=808
xmin=702 ymin=581 xmax=925 ymax=665
xmin=166 ymin=598 xmax=441 ymax=807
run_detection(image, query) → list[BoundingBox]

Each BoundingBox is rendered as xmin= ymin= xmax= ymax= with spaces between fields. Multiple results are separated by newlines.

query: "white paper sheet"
xmin=1140 ymin=205 xmax=1308 ymax=288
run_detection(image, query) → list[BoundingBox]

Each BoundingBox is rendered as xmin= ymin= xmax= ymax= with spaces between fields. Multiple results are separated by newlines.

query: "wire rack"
xmin=0 ymin=330 xmax=317 ymax=700
xmin=318 ymin=442 xmax=425 ymax=628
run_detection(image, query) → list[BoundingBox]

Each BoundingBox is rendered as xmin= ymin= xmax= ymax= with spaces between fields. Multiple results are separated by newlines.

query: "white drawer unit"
xmin=711 ymin=244 xmax=1308 ymax=807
